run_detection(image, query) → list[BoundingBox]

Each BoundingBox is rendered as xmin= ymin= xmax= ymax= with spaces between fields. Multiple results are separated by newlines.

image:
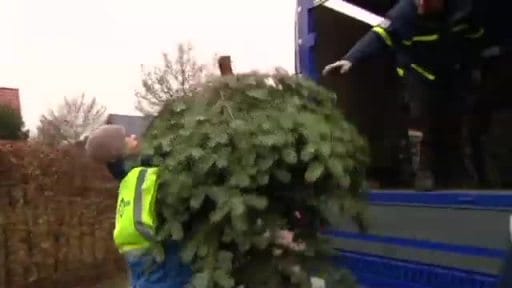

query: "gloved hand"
xmin=322 ymin=60 xmax=352 ymax=76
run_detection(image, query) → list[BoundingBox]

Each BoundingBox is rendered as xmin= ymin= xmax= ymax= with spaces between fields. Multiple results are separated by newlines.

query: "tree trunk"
xmin=218 ymin=56 xmax=234 ymax=76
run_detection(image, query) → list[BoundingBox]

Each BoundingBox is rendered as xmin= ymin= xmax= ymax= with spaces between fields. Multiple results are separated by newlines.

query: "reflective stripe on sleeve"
xmin=396 ymin=67 xmax=405 ymax=77
xmin=372 ymin=26 xmax=393 ymax=47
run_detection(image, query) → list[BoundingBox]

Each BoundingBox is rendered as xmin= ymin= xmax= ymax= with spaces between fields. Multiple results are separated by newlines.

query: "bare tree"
xmin=36 ymin=94 xmax=106 ymax=146
xmin=136 ymin=43 xmax=213 ymax=115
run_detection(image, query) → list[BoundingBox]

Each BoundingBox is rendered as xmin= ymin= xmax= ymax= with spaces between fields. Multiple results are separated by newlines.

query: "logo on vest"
xmin=117 ymin=198 xmax=131 ymax=218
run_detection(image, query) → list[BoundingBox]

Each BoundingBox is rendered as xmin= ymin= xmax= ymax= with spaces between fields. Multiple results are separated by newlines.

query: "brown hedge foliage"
xmin=0 ymin=141 xmax=125 ymax=288
xmin=0 ymin=140 xmax=117 ymax=201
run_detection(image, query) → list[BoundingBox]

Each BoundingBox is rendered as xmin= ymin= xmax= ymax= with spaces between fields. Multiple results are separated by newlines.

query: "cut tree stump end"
xmin=218 ymin=56 xmax=234 ymax=76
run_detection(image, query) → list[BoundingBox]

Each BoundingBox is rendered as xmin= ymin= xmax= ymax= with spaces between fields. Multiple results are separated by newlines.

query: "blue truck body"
xmin=295 ymin=1 xmax=511 ymax=287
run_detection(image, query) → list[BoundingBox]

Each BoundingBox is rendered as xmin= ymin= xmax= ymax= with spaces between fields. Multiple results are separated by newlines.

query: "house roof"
xmin=0 ymin=87 xmax=21 ymax=115
xmin=105 ymin=114 xmax=154 ymax=137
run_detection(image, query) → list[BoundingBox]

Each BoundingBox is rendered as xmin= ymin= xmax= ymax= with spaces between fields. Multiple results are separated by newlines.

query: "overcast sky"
xmin=0 ymin=0 xmax=297 ymax=131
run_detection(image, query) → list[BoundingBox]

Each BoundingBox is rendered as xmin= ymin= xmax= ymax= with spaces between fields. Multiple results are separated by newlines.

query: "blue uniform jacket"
xmin=343 ymin=0 xmax=485 ymax=81
xmin=343 ymin=0 xmax=417 ymax=65
xmin=107 ymin=156 xmax=193 ymax=288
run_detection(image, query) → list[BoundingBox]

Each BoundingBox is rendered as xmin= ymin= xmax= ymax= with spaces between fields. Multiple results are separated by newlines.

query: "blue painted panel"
xmin=296 ymin=0 xmax=319 ymax=80
xmin=371 ymin=190 xmax=512 ymax=210
xmin=325 ymin=192 xmax=512 ymax=286
xmin=295 ymin=2 xmax=511 ymax=285
xmin=326 ymin=230 xmax=507 ymax=259
xmin=334 ymin=251 xmax=498 ymax=288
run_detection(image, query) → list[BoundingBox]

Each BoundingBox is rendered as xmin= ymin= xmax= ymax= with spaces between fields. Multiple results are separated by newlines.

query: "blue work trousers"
xmin=125 ymin=242 xmax=192 ymax=288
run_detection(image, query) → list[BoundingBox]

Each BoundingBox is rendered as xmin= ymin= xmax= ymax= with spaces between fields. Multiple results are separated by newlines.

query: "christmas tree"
xmin=144 ymin=71 xmax=370 ymax=288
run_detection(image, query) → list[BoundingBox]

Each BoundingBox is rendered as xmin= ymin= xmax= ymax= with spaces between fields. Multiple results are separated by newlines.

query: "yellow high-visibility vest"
xmin=113 ymin=167 xmax=160 ymax=253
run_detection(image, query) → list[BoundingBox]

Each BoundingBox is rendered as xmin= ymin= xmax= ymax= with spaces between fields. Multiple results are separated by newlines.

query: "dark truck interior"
xmin=313 ymin=0 xmax=512 ymax=189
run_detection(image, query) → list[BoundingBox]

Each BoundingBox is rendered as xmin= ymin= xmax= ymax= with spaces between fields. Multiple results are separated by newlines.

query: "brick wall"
xmin=0 ymin=88 xmax=21 ymax=115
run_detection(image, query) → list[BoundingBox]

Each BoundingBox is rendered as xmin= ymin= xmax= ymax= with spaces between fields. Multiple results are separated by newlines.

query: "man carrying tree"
xmin=86 ymin=125 xmax=193 ymax=287
xmin=85 ymin=124 xmax=305 ymax=287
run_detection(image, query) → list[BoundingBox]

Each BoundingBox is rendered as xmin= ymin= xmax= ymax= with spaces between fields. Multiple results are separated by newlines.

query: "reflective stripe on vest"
xmin=465 ymin=27 xmax=485 ymax=39
xmin=412 ymin=34 xmax=439 ymax=41
xmin=372 ymin=26 xmax=393 ymax=47
xmin=114 ymin=167 xmax=160 ymax=253
xmin=411 ymin=64 xmax=436 ymax=81
xmin=452 ymin=23 xmax=469 ymax=32
xmin=395 ymin=65 xmax=435 ymax=81
xmin=402 ymin=34 xmax=439 ymax=46
xmin=451 ymin=23 xmax=485 ymax=39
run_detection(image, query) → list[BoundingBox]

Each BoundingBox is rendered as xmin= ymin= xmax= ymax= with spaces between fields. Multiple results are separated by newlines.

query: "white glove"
xmin=322 ymin=60 xmax=353 ymax=76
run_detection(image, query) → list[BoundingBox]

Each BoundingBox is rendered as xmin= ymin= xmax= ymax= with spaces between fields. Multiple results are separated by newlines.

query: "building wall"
xmin=0 ymin=87 xmax=21 ymax=115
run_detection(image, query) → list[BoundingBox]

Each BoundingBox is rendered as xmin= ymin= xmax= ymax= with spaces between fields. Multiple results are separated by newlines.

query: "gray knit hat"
xmin=85 ymin=124 xmax=127 ymax=163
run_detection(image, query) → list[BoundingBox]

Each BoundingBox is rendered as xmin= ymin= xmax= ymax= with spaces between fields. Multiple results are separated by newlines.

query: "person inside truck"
xmin=322 ymin=0 xmax=485 ymax=191
xmin=468 ymin=4 xmax=512 ymax=188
